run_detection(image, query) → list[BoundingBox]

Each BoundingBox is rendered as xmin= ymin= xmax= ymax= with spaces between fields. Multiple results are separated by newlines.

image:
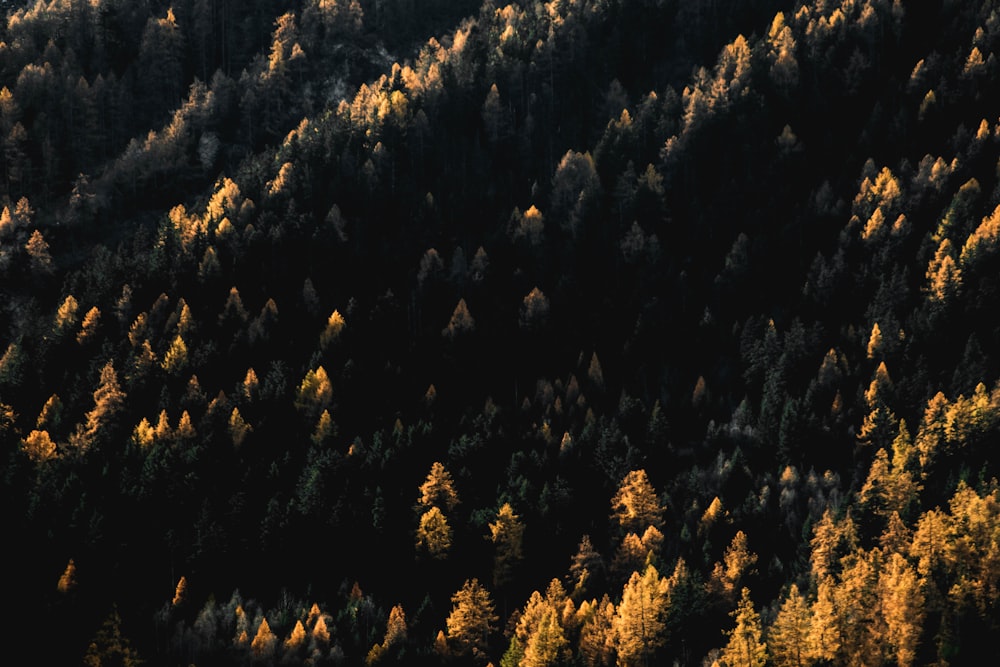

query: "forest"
xmin=3 ymin=0 xmax=1000 ymax=665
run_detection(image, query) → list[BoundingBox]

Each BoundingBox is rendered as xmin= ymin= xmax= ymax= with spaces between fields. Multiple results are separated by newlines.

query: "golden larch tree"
xmin=808 ymin=576 xmax=840 ymax=663
xmin=320 ymin=309 xmax=346 ymax=348
xmin=284 ymin=619 xmax=307 ymax=652
xmin=172 ymin=575 xmax=188 ymax=607
xmin=614 ymin=564 xmax=669 ymax=667
xmin=70 ymin=361 xmax=125 ymax=452
xmin=489 ymin=502 xmax=524 ymax=589
xmin=23 ymin=429 xmax=56 ymax=463
xmin=577 ymin=595 xmax=616 ymax=667
xmin=251 ymin=617 xmax=277 ymax=658
xmin=610 ymin=469 xmax=664 ymax=536
xmin=57 ymin=558 xmax=78 ymax=593
xmin=229 ymin=407 xmax=252 ymax=448
xmin=445 ymin=578 xmax=498 ymax=658
xmin=416 ymin=506 xmax=452 ymax=559
xmin=719 ymin=587 xmax=766 ymax=667
xmin=443 ymin=298 xmax=476 ymax=339
xmin=418 ymin=461 xmax=460 ymax=511
xmin=709 ymin=530 xmax=758 ymax=605
xmin=83 ymin=607 xmax=142 ymax=667
xmin=54 ymin=294 xmax=79 ymax=335
xmin=523 ymin=605 xmax=569 ymax=667
xmin=878 ymin=551 xmax=925 ymax=667
xmin=77 ymin=306 xmax=101 ymax=345
xmin=767 ymin=583 xmax=811 ymax=667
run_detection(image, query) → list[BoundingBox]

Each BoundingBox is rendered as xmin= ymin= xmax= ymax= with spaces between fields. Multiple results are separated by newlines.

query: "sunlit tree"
xmin=57 ymin=558 xmax=78 ymax=593
xmin=416 ymin=506 xmax=452 ymax=559
xmin=54 ymin=294 xmax=79 ymax=336
xmin=251 ymin=617 xmax=277 ymax=659
xmin=614 ymin=564 xmax=669 ymax=667
xmin=25 ymin=229 xmax=53 ymax=273
xmin=295 ymin=366 xmax=333 ymax=418
xmin=446 ymin=578 xmax=498 ymax=658
xmin=578 ymin=595 xmax=616 ymax=667
xmin=489 ymin=502 xmax=524 ymax=589
xmin=709 ymin=531 xmax=758 ymax=605
xmin=520 ymin=286 xmax=550 ymax=331
xmin=70 ymin=361 xmax=125 ymax=452
xmin=23 ymin=429 xmax=56 ymax=463
xmin=284 ymin=620 xmax=307 ymax=652
xmin=418 ymin=461 xmax=460 ymax=511
xmin=569 ymin=534 xmax=605 ymax=598
xmin=610 ymin=469 xmax=664 ymax=536
xmin=879 ymin=552 xmax=925 ymax=667
xmin=767 ymin=583 xmax=810 ymax=667
xmin=229 ymin=407 xmax=252 ymax=448
xmin=719 ymin=588 xmax=766 ymax=667
xmin=320 ymin=310 xmax=346 ymax=348
xmin=443 ymin=298 xmax=476 ymax=339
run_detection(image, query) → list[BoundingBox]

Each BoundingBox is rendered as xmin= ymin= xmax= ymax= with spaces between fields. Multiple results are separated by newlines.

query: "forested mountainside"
xmin=4 ymin=0 xmax=1000 ymax=665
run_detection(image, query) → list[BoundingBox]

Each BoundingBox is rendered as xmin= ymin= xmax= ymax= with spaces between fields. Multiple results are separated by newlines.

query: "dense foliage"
xmin=4 ymin=0 xmax=1000 ymax=665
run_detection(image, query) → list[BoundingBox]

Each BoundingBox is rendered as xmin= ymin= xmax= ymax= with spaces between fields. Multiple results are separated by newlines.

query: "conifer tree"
xmin=719 ymin=588 xmax=766 ymax=667
xmin=446 ymin=578 xmax=498 ymax=658
xmin=879 ymin=552 xmax=925 ymax=667
xmin=767 ymin=584 xmax=810 ymax=667
xmin=83 ymin=607 xmax=143 ymax=667
xmin=489 ymin=502 xmax=525 ymax=589
xmin=57 ymin=558 xmax=77 ymax=593
xmin=251 ymin=617 xmax=277 ymax=659
xmin=416 ymin=506 xmax=452 ymax=559
xmin=610 ymin=469 xmax=664 ymax=536
xmin=614 ymin=564 xmax=669 ymax=667
xmin=418 ymin=461 xmax=460 ymax=511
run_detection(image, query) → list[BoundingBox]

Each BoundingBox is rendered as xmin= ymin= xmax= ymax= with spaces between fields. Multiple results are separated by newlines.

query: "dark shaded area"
xmin=4 ymin=0 xmax=1000 ymax=665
